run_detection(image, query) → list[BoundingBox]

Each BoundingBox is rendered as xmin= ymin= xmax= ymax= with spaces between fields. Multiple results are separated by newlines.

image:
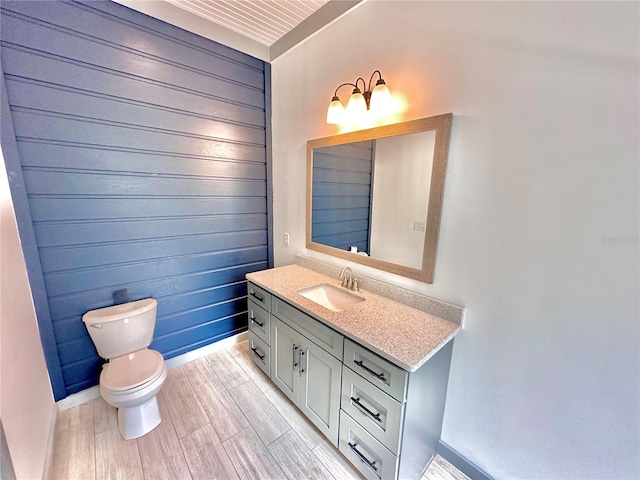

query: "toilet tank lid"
xmin=82 ymin=298 xmax=157 ymax=325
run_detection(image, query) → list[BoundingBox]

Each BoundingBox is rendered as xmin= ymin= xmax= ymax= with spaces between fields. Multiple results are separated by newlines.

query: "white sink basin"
xmin=297 ymin=283 xmax=365 ymax=312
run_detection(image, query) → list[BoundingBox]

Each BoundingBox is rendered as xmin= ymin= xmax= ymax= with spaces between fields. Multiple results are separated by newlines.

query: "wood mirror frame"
xmin=306 ymin=113 xmax=453 ymax=283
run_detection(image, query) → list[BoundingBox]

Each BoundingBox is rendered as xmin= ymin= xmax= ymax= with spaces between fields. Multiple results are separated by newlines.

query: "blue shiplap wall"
xmin=0 ymin=0 xmax=271 ymax=398
xmin=312 ymin=141 xmax=373 ymax=253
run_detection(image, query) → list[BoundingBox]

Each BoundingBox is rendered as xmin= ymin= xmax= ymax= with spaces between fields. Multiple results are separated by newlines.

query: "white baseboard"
xmin=57 ymin=331 xmax=248 ymax=411
xmin=57 ymin=386 xmax=101 ymax=411
xmin=164 ymin=331 xmax=248 ymax=369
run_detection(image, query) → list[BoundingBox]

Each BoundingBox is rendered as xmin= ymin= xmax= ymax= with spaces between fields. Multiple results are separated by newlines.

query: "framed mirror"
xmin=306 ymin=114 xmax=452 ymax=283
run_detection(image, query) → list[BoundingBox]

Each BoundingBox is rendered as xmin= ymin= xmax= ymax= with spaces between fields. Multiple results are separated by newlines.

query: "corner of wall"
xmin=41 ymin=404 xmax=58 ymax=480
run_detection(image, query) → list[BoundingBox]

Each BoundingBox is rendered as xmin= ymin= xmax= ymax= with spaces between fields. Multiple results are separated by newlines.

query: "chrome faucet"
xmin=339 ymin=266 xmax=359 ymax=291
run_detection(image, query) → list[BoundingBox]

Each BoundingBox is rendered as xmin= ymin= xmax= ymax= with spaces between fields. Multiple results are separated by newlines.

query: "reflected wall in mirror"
xmin=306 ymin=114 xmax=452 ymax=283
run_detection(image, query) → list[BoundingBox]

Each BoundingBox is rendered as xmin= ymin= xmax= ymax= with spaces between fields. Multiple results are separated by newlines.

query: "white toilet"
xmin=83 ymin=298 xmax=167 ymax=440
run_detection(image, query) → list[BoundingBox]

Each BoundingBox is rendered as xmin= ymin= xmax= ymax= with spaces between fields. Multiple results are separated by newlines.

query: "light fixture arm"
xmin=332 ymin=82 xmax=358 ymax=101
xmin=367 ymin=70 xmax=384 ymax=91
xmin=326 ymin=70 xmax=392 ymax=124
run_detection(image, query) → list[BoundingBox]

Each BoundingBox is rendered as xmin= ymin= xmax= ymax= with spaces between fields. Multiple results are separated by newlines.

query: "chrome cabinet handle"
xmin=350 ymin=396 xmax=382 ymax=423
xmin=250 ymin=347 xmax=265 ymax=361
xmin=250 ymin=291 xmax=264 ymax=302
xmin=353 ymin=359 xmax=387 ymax=383
xmin=298 ymin=350 xmax=305 ymax=377
xmin=250 ymin=315 xmax=264 ymax=328
xmin=348 ymin=442 xmax=378 ymax=472
xmin=292 ymin=344 xmax=299 ymax=369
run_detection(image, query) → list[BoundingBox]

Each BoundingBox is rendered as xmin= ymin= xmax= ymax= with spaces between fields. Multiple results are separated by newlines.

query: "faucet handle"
xmin=352 ymin=278 xmax=359 ymax=291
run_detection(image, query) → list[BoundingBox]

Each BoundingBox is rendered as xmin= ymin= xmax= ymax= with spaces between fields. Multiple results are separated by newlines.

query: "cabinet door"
xmin=270 ymin=316 xmax=300 ymax=403
xmin=299 ymin=340 xmax=342 ymax=446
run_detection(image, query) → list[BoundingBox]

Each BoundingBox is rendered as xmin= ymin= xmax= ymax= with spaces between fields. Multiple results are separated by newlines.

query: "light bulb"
xmin=326 ymin=96 xmax=345 ymax=124
xmin=347 ymin=90 xmax=367 ymax=123
xmin=370 ymin=80 xmax=392 ymax=117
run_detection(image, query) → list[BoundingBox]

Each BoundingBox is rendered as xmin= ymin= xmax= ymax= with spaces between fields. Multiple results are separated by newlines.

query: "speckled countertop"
xmin=246 ymin=265 xmax=460 ymax=372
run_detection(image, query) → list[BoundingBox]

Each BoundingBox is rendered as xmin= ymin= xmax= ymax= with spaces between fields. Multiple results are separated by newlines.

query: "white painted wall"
xmin=271 ymin=2 xmax=639 ymax=477
xmin=370 ymin=131 xmax=434 ymax=268
xmin=0 ymin=148 xmax=55 ymax=479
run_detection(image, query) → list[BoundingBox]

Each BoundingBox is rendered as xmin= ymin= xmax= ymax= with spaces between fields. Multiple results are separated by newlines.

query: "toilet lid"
xmin=101 ymin=349 xmax=164 ymax=392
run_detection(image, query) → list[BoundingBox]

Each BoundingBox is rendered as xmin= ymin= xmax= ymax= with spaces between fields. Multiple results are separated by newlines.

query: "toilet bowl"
xmin=100 ymin=348 xmax=167 ymax=439
xmin=83 ymin=299 xmax=166 ymax=440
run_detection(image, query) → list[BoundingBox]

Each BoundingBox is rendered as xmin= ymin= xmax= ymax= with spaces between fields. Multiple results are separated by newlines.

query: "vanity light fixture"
xmin=326 ymin=70 xmax=392 ymax=124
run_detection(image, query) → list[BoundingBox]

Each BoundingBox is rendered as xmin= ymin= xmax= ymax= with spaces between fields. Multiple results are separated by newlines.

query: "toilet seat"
xmin=101 ymin=349 xmax=165 ymax=394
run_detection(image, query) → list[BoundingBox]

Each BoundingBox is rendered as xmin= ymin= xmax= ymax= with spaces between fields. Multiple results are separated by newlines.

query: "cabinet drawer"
xmin=272 ymin=297 xmax=343 ymax=359
xmin=248 ymin=299 xmax=270 ymax=345
xmin=341 ymin=366 xmax=404 ymax=454
xmin=248 ymin=330 xmax=270 ymax=377
xmin=344 ymin=339 xmax=408 ymax=402
xmin=247 ymin=282 xmax=271 ymax=311
xmin=339 ymin=411 xmax=398 ymax=480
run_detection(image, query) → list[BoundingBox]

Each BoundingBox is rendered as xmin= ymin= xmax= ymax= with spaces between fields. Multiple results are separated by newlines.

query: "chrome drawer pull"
xmin=250 ymin=291 xmax=264 ymax=302
xmin=250 ymin=347 xmax=265 ymax=361
xmin=350 ymin=396 xmax=382 ymax=423
xmin=348 ymin=442 xmax=378 ymax=472
xmin=292 ymin=344 xmax=299 ymax=369
xmin=353 ymin=359 xmax=387 ymax=382
xmin=250 ymin=315 xmax=264 ymax=328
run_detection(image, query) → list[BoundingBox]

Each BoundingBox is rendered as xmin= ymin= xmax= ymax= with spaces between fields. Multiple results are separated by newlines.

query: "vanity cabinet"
xmin=246 ymin=279 xmax=455 ymax=480
xmin=247 ymin=283 xmax=271 ymax=376
xmin=340 ymin=339 xmax=454 ymax=480
xmin=247 ymin=283 xmax=343 ymax=445
xmin=271 ymin=315 xmax=342 ymax=445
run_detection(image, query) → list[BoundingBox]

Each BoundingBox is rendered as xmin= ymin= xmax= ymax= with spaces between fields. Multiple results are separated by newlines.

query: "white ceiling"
xmin=165 ymin=0 xmax=329 ymax=47
xmin=113 ymin=0 xmax=361 ymax=61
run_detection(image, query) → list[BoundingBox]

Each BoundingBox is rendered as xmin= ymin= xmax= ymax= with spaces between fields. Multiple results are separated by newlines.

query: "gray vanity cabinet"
xmin=247 ymin=283 xmax=272 ymax=376
xmin=339 ymin=339 xmax=454 ymax=480
xmin=298 ymin=336 xmax=342 ymax=445
xmin=270 ymin=315 xmax=342 ymax=445
xmin=246 ymin=287 xmax=345 ymax=448
xmin=246 ymin=280 xmax=454 ymax=480
xmin=270 ymin=316 xmax=299 ymax=402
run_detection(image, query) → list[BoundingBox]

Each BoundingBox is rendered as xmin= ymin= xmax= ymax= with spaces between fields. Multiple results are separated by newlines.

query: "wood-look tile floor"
xmin=52 ymin=340 xmax=470 ymax=480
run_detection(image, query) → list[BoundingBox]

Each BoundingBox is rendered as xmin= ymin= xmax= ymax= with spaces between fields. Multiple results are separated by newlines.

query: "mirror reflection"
xmin=306 ymin=115 xmax=452 ymax=283
xmin=311 ymin=131 xmax=435 ymax=269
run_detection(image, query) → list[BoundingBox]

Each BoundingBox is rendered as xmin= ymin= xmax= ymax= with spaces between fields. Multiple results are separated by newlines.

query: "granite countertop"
xmin=246 ymin=264 xmax=460 ymax=372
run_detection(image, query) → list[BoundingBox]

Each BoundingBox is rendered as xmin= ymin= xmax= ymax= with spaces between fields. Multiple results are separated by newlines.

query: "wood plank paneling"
xmin=0 ymin=0 xmax=270 ymax=397
xmin=1 ymin=11 xmax=264 ymax=106
xmin=48 ymin=263 xmax=264 ymax=321
xmin=2 ymin=54 xmax=265 ymax=126
xmin=44 ymin=247 xmax=268 ymax=297
xmin=8 ymin=80 xmax=265 ymax=144
xmin=311 ymin=142 xmax=373 ymax=253
xmin=39 ymin=231 xmax=267 ymax=273
xmin=29 ymin=197 xmax=267 ymax=222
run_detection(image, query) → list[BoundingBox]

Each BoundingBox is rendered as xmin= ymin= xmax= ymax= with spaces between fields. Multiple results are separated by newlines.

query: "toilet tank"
xmin=82 ymin=298 xmax=157 ymax=359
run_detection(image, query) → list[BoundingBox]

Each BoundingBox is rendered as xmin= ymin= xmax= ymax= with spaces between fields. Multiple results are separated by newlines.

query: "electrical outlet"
xmin=283 ymin=232 xmax=290 ymax=246
xmin=413 ymin=221 xmax=426 ymax=232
